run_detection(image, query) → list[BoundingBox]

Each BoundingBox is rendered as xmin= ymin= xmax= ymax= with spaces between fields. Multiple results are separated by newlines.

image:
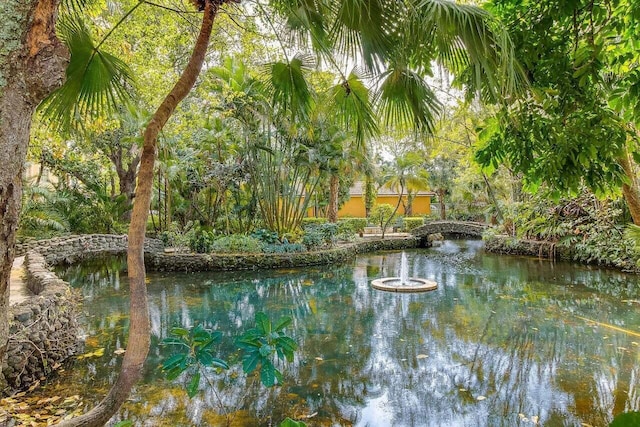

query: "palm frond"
xmin=61 ymin=0 xmax=102 ymax=15
xmin=268 ymin=0 xmax=331 ymax=53
xmin=327 ymin=69 xmax=379 ymax=146
xmin=40 ymin=14 xmax=135 ymax=132
xmin=376 ymin=66 xmax=441 ymax=134
xmin=417 ymin=0 xmax=526 ymax=101
xmin=329 ymin=0 xmax=395 ymax=70
xmin=261 ymin=53 xmax=315 ymax=121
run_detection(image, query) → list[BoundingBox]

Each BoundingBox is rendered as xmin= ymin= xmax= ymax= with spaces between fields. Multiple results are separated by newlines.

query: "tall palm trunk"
xmin=57 ymin=2 xmax=218 ymax=425
xmin=618 ymin=147 xmax=640 ymax=225
xmin=437 ymin=188 xmax=446 ymax=220
xmin=0 ymin=0 xmax=68 ymax=392
xmin=327 ymin=173 xmax=339 ymax=222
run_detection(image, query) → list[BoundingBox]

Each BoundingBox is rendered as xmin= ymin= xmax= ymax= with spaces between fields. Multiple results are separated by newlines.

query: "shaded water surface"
xmin=47 ymin=240 xmax=640 ymax=426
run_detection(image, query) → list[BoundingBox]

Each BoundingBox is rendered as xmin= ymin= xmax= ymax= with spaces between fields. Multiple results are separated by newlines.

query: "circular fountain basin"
xmin=371 ymin=277 xmax=437 ymax=293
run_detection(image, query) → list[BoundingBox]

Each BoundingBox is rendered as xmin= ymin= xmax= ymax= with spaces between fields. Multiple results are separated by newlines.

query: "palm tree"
xmin=426 ymin=155 xmax=458 ymax=219
xmin=2 ymin=0 xmax=523 ymax=424
xmin=380 ymin=151 xmax=430 ymax=236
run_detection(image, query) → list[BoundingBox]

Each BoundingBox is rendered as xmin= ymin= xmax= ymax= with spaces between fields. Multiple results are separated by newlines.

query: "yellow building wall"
xmin=307 ymin=195 xmax=432 ymax=218
xmin=410 ymin=196 xmax=431 ymax=215
xmin=336 ymin=195 xmax=431 ymax=218
xmin=337 ymin=197 xmax=367 ymax=217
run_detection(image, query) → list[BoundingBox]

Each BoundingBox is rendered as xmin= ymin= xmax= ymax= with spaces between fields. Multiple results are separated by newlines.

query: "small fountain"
xmin=371 ymin=252 xmax=437 ymax=293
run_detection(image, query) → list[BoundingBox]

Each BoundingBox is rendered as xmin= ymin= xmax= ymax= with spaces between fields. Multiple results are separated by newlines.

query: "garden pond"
xmin=24 ymin=240 xmax=640 ymax=425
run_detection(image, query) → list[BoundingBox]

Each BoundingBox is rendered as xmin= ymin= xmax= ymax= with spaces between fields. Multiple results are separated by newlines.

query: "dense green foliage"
xmin=490 ymin=192 xmax=638 ymax=270
xmin=477 ymin=0 xmax=640 ymax=198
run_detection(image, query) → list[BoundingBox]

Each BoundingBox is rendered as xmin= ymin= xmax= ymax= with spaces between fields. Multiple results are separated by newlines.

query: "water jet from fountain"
xmin=371 ymin=251 xmax=437 ymax=293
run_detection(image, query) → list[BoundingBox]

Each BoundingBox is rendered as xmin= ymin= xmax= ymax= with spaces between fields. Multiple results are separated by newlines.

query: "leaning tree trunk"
xmin=57 ymin=2 xmax=219 ymax=425
xmin=327 ymin=173 xmax=339 ymax=223
xmin=618 ymin=149 xmax=640 ymax=225
xmin=0 ymin=0 xmax=68 ymax=392
xmin=382 ymin=183 xmax=405 ymax=239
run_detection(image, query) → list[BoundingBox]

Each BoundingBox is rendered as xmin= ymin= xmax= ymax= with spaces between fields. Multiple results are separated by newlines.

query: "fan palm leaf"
xmin=268 ymin=0 xmax=330 ymax=53
xmin=40 ymin=14 xmax=135 ymax=132
xmin=327 ymin=69 xmax=379 ymax=146
xmin=377 ymin=66 xmax=440 ymax=133
xmin=270 ymin=0 xmax=524 ymax=133
xmin=261 ymin=53 xmax=315 ymax=121
xmin=417 ymin=0 xmax=524 ymax=100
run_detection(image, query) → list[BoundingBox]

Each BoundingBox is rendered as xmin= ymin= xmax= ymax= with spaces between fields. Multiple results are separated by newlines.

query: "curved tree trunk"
xmin=327 ymin=173 xmax=339 ymax=222
xmin=618 ymin=148 xmax=640 ymax=225
xmin=382 ymin=183 xmax=405 ymax=239
xmin=57 ymin=2 xmax=219 ymax=425
xmin=0 ymin=0 xmax=68 ymax=393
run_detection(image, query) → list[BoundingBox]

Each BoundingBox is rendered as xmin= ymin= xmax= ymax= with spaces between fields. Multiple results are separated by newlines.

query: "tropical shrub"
xmin=337 ymin=218 xmax=367 ymax=235
xmin=493 ymin=192 xmax=637 ymax=270
xmin=251 ymin=228 xmax=280 ymax=244
xmin=160 ymin=312 xmax=299 ymax=418
xmin=159 ymin=222 xmax=200 ymax=250
xmin=281 ymin=228 xmax=304 ymax=244
xmin=301 ymin=228 xmax=324 ymax=249
xmin=370 ymin=204 xmax=397 ymax=237
xmin=301 ymin=217 xmax=327 ymax=227
xmin=189 ymin=228 xmax=217 ymax=254
xmin=210 ymin=235 xmax=264 ymax=253
xmin=302 ymin=222 xmax=338 ymax=249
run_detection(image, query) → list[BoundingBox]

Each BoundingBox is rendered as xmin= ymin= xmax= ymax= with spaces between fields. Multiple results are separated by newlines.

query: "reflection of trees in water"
xmin=55 ymin=244 xmax=640 ymax=426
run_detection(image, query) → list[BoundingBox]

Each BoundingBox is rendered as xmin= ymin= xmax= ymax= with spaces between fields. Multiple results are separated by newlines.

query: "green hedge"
xmin=301 ymin=217 xmax=328 ymax=227
xmin=402 ymin=217 xmax=424 ymax=232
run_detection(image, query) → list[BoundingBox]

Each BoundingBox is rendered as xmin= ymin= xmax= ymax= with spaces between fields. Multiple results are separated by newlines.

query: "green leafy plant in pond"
xmin=160 ymin=324 xmax=230 ymax=398
xmin=236 ymin=312 xmax=297 ymax=388
xmin=160 ymin=312 xmax=297 ymax=397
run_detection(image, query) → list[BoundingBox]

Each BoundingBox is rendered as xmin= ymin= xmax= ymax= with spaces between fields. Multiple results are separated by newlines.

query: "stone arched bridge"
xmin=411 ymin=221 xmax=489 ymax=239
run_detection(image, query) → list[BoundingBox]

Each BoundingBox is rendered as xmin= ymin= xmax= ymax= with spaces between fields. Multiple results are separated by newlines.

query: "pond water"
xmin=45 ymin=240 xmax=640 ymax=426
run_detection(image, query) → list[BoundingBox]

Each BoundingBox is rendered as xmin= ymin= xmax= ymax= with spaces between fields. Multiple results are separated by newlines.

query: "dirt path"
xmin=9 ymin=255 xmax=29 ymax=305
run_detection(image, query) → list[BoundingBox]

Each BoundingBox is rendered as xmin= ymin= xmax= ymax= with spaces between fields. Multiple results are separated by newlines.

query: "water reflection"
xmin=51 ymin=240 xmax=640 ymax=426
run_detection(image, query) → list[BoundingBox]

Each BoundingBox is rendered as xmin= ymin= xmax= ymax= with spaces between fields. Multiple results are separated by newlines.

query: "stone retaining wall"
xmin=16 ymin=234 xmax=164 ymax=263
xmin=2 ymin=251 xmax=80 ymax=394
xmin=3 ymin=235 xmax=164 ymax=395
xmin=483 ymin=234 xmax=572 ymax=259
xmin=147 ymin=237 xmax=420 ymax=272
